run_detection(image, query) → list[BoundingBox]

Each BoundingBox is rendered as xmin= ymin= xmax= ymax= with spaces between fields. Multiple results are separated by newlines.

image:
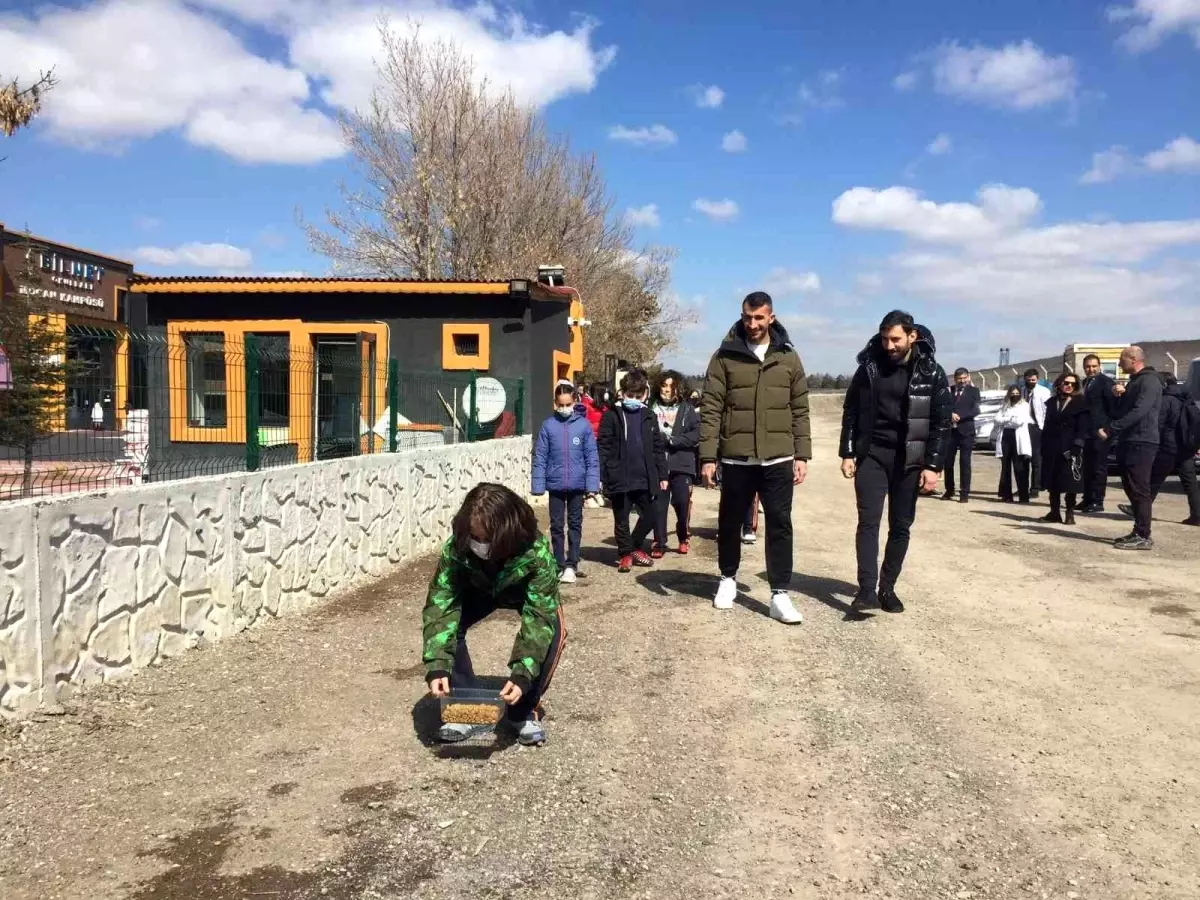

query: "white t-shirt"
xmin=722 ymin=339 xmax=792 ymax=467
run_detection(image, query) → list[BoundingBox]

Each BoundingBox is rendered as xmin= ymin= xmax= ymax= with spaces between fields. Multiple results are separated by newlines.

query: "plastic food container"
xmin=440 ymin=687 xmax=505 ymax=726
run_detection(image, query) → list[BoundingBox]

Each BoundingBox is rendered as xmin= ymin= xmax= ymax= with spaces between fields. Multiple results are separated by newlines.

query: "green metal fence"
xmin=0 ymin=327 xmax=525 ymax=501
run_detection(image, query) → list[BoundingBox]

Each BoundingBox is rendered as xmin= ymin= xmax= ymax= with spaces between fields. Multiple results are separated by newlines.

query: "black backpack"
xmin=1178 ymin=399 xmax=1200 ymax=456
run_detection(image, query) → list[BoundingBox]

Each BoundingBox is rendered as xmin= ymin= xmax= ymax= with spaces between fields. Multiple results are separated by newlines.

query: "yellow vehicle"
xmin=1062 ymin=344 xmax=1126 ymax=381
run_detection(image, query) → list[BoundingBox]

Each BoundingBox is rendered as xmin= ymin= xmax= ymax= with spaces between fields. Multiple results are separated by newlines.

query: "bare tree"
xmin=306 ymin=21 xmax=690 ymax=368
xmin=0 ymin=70 xmax=57 ymax=138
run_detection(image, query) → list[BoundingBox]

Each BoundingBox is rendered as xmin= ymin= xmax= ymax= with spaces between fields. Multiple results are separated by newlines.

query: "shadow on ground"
xmin=411 ymin=676 xmax=518 ymax=761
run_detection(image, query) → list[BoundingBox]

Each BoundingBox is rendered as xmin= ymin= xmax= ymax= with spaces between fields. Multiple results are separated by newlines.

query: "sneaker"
xmin=769 ymin=591 xmax=803 ymax=625
xmin=558 ymin=567 xmax=576 ymax=584
xmin=437 ymin=722 xmax=483 ymax=743
xmin=618 ymin=555 xmax=633 ymax=573
xmin=741 ymin=528 xmax=757 ymax=545
xmin=1118 ymin=503 xmax=1134 ymax=518
xmin=851 ymin=590 xmax=880 ymax=613
xmin=678 ymin=540 xmax=691 ymax=555
xmin=650 ymin=545 xmax=666 ymax=560
xmin=632 ymin=549 xmax=654 ymax=567
xmin=879 ymin=588 xmax=906 ymax=614
xmin=515 ymin=719 xmax=546 ymax=746
xmin=1113 ymin=533 xmax=1153 ymax=551
xmin=713 ymin=576 xmax=737 ymax=610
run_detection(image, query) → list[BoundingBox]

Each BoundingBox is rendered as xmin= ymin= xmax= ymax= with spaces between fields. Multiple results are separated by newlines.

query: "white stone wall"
xmin=0 ymin=437 xmax=531 ymax=716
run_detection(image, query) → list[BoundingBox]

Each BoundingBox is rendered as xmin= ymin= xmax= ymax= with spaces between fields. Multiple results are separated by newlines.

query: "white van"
xmin=974 ymin=389 xmax=1007 ymax=448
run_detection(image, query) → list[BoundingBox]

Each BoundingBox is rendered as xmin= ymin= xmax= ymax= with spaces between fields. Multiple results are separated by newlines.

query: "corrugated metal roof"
xmin=132 ymin=275 xmax=508 ymax=285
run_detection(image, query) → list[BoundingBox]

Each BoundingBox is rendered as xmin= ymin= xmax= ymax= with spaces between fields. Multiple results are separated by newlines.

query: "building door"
xmin=65 ymin=326 xmax=116 ymax=430
xmin=312 ymin=338 xmax=360 ymax=461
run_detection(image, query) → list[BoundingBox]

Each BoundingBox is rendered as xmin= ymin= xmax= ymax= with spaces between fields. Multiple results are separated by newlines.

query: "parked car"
xmin=974 ymin=390 xmax=1007 ymax=449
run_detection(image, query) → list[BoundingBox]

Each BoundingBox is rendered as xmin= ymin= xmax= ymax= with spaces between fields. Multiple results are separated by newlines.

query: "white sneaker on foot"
xmin=714 ymin=576 xmax=737 ymax=610
xmin=741 ymin=529 xmax=757 ymax=545
xmin=559 ymin=567 xmax=576 ymax=584
xmin=769 ymin=591 xmax=803 ymax=625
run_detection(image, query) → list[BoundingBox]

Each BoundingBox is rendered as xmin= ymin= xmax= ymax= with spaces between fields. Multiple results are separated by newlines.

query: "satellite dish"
xmin=463 ymin=377 xmax=507 ymax=424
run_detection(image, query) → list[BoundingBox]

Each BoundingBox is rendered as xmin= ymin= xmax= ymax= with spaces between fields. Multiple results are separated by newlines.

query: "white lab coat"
xmin=992 ymin=401 xmax=1033 ymax=458
xmin=1025 ymin=383 xmax=1051 ymax=430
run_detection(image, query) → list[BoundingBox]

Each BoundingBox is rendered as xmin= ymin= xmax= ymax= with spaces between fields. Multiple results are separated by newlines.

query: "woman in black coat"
xmin=1040 ymin=372 xmax=1092 ymax=524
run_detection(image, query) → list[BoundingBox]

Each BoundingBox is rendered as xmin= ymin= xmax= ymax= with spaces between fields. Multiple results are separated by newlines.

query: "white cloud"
xmin=692 ymin=198 xmax=740 ymax=222
xmin=763 ymin=267 xmax=821 ymax=296
xmin=608 ymin=124 xmax=678 ymax=147
xmin=693 ymin=84 xmax=725 ymax=108
xmin=926 ymin=133 xmax=953 ymax=155
xmin=259 ymin=270 xmax=309 ymax=278
xmin=1080 ymin=146 xmax=1133 ymax=184
xmin=134 ymin=242 xmax=253 ymax=270
xmin=1143 ymin=135 xmax=1200 ymax=172
xmin=624 ymin=204 xmax=661 ymax=228
xmin=856 ymin=273 xmax=885 ymax=294
xmin=721 ymin=129 xmax=748 ymax=152
xmin=893 ymin=71 xmax=919 ymax=91
xmin=0 ymin=0 xmax=614 ymax=164
xmin=1108 ymin=0 xmax=1200 ymax=52
xmin=929 ymin=40 xmax=1077 ymax=110
xmin=798 ymin=68 xmax=845 ymax=109
xmin=132 ymin=215 xmax=160 ymax=231
xmin=832 ymin=184 xmax=1042 ymax=243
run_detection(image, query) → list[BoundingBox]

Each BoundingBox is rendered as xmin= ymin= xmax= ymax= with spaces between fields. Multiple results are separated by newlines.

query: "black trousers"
xmin=999 ymin=431 xmax=1030 ymax=502
xmin=718 ymin=462 xmax=794 ymax=591
xmin=1082 ymin=437 xmax=1111 ymax=507
xmin=1119 ymin=442 xmax=1157 ymax=538
xmin=943 ymin=429 xmax=974 ymax=497
xmin=548 ymin=490 xmax=584 ymax=568
xmin=1048 ymin=491 xmax=1078 ymax=516
xmin=1028 ymin=424 xmax=1043 ymax=494
xmin=611 ymin=490 xmax=655 ymax=556
xmin=453 ymin=593 xmax=566 ymax=723
xmin=1151 ymin=453 xmax=1200 ymax=521
xmin=654 ymin=473 xmax=694 ymax=545
xmin=854 ymin=449 xmax=921 ymax=596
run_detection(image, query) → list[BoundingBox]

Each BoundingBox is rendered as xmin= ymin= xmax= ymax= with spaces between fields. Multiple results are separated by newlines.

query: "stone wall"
xmin=0 ymin=437 xmax=531 ymax=716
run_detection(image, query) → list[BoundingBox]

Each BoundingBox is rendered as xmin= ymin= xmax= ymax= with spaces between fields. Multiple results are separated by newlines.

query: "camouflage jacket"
xmin=421 ymin=535 xmax=560 ymax=690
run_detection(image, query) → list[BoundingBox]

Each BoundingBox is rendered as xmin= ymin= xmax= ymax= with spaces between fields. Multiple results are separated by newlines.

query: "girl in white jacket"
xmin=992 ymin=387 xmax=1033 ymax=503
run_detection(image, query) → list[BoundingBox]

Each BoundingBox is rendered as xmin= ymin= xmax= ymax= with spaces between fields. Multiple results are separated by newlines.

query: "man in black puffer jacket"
xmin=839 ymin=310 xmax=952 ymax=613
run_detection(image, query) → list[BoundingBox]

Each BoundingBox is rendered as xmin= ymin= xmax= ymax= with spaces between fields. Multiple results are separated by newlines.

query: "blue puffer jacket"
xmin=532 ymin=405 xmax=601 ymax=494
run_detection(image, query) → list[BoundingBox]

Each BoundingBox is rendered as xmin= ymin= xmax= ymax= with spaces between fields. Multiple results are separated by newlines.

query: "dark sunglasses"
xmin=1063 ymin=381 xmax=1079 ymax=389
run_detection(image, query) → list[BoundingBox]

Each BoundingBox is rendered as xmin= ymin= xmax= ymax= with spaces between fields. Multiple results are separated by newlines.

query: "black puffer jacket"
xmin=839 ymin=324 xmax=952 ymax=472
xmin=1158 ymin=382 xmax=1191 ymax=461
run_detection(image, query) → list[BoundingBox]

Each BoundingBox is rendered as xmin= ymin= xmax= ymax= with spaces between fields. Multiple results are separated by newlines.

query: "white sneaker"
xmin=741 ymin=529 xmax=757 ymax=545
xmin=769 ymin=591 xmax=803 ymax=625
xmin=714 ymin=577 xmax=737 ymax=610
xmin=559 ymin=567 xmax=576 ymax=584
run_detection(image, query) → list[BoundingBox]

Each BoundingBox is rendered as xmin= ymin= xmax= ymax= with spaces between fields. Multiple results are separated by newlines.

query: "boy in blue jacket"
xmin=532 ymin=383 xmax=601 ymax=583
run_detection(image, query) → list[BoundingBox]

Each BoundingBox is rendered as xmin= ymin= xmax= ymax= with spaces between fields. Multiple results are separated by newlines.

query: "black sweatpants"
xmin=854 ymin=448 xmax=921 ymax=597
xmin=1028 ymin=424 xmax=1043 ymax=494
xmin=718 ymin=462 xmax=794 ymax=591
xmin=610 ymin=490 xmax=656 ymax=556
xmin=453 ymin=592 xmax=566 ymax=723
xmin=1082 ymin=437 xmax=1111 ymax=507
xmin=654 ymin=473 xmax=694 ymax=545
xmin=1119 ymin=442 xmax=1157 ymax=538
xmin=999 ymin=430 xmax=1031 ymax=503
xmin=943 ymin=429 xmax=974 ymax=498
xmin=1151 ymin=453 xmax=1200 ymax=521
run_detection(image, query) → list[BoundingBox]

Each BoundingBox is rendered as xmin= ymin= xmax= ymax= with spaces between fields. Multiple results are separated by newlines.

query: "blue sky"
xmin=2 ymin=0 xmax=1199 ymax=375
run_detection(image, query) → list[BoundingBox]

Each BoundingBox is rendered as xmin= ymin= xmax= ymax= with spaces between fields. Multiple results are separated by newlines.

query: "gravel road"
xmin=3 ymin=397 xmax=1199 ymax=900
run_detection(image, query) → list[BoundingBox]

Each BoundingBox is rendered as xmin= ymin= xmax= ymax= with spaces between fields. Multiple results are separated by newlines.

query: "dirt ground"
xmin=3 ymin=396 xmax=1199 ymax=900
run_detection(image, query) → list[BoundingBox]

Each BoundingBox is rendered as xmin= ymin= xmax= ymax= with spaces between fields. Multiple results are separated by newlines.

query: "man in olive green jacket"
xmin=699 ymin=291 xmax=811 ymax=624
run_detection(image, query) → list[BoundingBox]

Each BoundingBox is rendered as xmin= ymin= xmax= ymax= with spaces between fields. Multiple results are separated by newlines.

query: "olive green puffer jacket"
xmin=699 ymin=321 xmax=812 ymax=462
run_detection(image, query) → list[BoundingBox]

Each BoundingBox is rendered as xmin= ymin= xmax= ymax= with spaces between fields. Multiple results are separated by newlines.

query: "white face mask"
xmin=469 ymin=539 xmax=491 ymax=560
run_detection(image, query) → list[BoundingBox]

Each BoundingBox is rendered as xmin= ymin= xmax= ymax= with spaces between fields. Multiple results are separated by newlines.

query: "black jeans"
xmin=854 ymin=448 xmax=921 ymax=596
xmin=1082 ymin=436 xmax=1111 ymax=507
xmin=453 ymin=593 xmax=566 ymax=723
xmin=718 ymin=462 xmax=794 ymax=591
xmin=999 ymin=430 xmax=1030 ymax=502
xmin=611 ymin=490 xmax=655 ymax=556
xmin=654 ymin=473 xmax=694 ymax=545
xmin=1048 ymin=491 xmax=1077 ymax=516
xmin=548 ymin=490 xmax=584 ymax=568
xmin=1028 ymin=424 xmax=1043 ymax=494
xmin=1119 ymin=442 xmax=1157 ymax=538
xmin=943 ymin=429 xmax=974 ymax=497
xmin=1151 ymin=452 xmax=1200 ymax=521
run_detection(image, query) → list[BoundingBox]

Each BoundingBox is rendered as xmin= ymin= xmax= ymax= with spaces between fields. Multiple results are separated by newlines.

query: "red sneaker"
xmin=650 ymin=545 xmax=666 ymax=560
xmin=678 ymin=540 xmax=690 ymax=555
xmin=617 ymin=555 xmax=633 ymax=573
xmin=631 ymin=549 xmax=653 ymax=567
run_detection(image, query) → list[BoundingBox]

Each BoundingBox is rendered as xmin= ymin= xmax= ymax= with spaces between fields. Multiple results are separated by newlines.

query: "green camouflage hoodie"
xmin=422 ymin=534 xmax=561 ymax=691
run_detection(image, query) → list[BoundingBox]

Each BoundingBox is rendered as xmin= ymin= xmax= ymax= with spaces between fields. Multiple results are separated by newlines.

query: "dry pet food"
xmin=441 ymin=703 xmax=502 ymax=725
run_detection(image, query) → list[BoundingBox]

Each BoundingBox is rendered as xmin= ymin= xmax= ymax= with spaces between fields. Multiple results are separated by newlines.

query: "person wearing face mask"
xmin=422 ymin=483 xmax=565 ymax=746
xmin=532 ymin=382 xmax=601 ymax=583
xmin=597 ymin=369 xmax=670 ymax=572
xmin=651 ymin=370 xmax=701 ymax=556
xmin=992 ymin=386 xmax=1034 ymax=504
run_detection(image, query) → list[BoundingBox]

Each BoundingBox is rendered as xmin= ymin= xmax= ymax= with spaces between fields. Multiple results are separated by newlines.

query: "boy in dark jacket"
xmin=597 ymin=369 xmax=669 ymax=572
xmin=651 ymin=370 xmax=700 ymax=556
xmin=532 ymin=382 xmax=601 ymax=583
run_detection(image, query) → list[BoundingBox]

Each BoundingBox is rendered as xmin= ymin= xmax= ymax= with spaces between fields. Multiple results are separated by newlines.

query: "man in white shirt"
xmin=1022 ymin=369 xmax=1052 ymax=500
